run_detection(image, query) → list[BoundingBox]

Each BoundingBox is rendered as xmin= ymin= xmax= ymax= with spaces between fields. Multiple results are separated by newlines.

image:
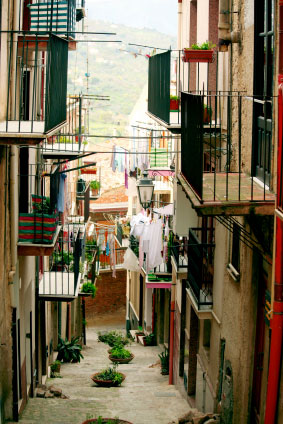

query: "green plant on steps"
xmin=98 ymin=331 xmax=129 ymax=347
xmin=109 ymin=345 xmax=132 ymax=359
xmin=81 ymin=282 xmax=97 ymax=298
xmin=144 ymin=333 xmax=156 ymax=346
xmin=158 ymin=347 xmax=169 ymax=375
xmin=57 ymin=335 xmax=84 ymax=363
xmin=95 ymin=364 xmax=123 ymax=385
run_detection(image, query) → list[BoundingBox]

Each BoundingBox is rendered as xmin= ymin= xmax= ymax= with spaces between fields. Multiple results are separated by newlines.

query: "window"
xmin=228 ymin=222 xmax=240 ymax=281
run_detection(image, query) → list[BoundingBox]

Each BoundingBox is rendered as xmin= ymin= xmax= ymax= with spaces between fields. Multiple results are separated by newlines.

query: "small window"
xmin=227 ymin=223 xmax=241 ymax=281
xmin=231 ymin=223 xmax=240 ymax=272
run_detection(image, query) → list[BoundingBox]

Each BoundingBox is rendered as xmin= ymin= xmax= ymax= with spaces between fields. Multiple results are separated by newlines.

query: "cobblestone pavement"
xmin=10 ymin=325 xmax=190 ymax=424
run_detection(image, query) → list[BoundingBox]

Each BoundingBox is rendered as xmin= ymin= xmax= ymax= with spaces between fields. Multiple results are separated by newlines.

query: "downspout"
xmin=169 ymin=272 xmax=176 ymax=385
xmin=264 ymin=79 xmax=283 ymax=424
xmin=9 ymin=0 xmax=20 ymax=307
xmin=177 ymin=0 xmax=182 ymax=51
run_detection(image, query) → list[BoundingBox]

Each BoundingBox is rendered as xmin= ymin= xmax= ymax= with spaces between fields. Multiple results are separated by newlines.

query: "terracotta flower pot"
xmin=82 ymin=419 xmax=133 ymax=424
xmin=90 ymin=372 xmax=126 ymax=387
xmin=183 ymin=49 xmax=214 ymax=63
xmin=108 ymin=353 xmax=134 ymax=364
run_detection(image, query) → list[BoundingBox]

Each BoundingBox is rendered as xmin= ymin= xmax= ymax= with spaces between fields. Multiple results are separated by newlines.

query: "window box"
xmin=183 ymin=49 xmax=214 ymax=63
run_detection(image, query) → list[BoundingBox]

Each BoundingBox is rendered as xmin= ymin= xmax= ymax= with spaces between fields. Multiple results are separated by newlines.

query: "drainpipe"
xmin=9 ymin=0 xmax=20 ymax=308
xmin=264 ymin=79 xmax=283 ymax=424
xmin=177 ymin=0 xmax=182 ymax=50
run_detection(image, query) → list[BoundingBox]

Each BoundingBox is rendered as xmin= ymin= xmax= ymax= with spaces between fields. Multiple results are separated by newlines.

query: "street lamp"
xmin=136 ymin=170 xmax=154 ymax=209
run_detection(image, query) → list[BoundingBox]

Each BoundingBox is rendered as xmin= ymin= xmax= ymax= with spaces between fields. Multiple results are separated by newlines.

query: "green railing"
xmin=148 ymin=51 xmax=171 ymax=124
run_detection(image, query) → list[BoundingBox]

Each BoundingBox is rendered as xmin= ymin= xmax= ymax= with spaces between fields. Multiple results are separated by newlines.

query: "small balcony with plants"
xmin=39 ymin=222 xmax=86 ymax=300
xmin=0 ymin=35 xmax=68 ymax=143
xmin=147 ymin=45 xmax=217 ymax=132
xmin=186 ymin=227 xmax=215 ymax=313
xmin=179 ymin=91 xmax=275 ymax=216
xmin=42 ymin=96 xmax=89 ymax=157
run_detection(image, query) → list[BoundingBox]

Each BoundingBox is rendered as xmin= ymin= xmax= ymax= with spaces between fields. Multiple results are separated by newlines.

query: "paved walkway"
xmin=13 ymin=326 xmax=190 ymax=424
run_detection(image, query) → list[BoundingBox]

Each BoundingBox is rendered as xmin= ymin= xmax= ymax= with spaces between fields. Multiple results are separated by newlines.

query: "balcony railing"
xmin=76 ymin=182 xmax=90 ymax=223
xmin=99 ymin=247 xmax=126 ymax=271
xmin=147 ymin=50 xmax=218 ymax=131
xmin=1 ymin=34 xmax=68 ymax=137
xmin=187 ymin=227 xmax=215 ymax=310
xmin=42 ymin=96 xmax=87 ymax=156
xmin=172 ymin=239 xmax=188 ymax=270
xmin=179 ymin=91 xmax=275 ymax=215
xmin=39 ymin=222 xmax=86 ymax=300
xmin=22 ymin=0 xmax=76 ymax=38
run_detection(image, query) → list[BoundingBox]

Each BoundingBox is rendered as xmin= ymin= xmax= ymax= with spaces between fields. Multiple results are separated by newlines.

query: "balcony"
xmin=42 ymin=96 xmax=89 ymax=158
xmin=18 ymin=188 xmax=61 ymax=256
xmin=22 ymin=0 xmax=76 ymax=39
xmin=0 ymin=35 xmax=68 ymax=144
xmin=179 ymin=92 xmax=275 ymax=216
xmin=186 ymin=227 xmax=215 ymax=311
xmin=99 ymin=247 xmax=126 ymax=272
xmin=76 ymin=182 xmax=90 ymax=222
xmin=39 ymin=223 xmax=86 ymax=300
xmin=171 ymin=238 xmax=188 ymax=279
xmin=147 ymin=50 xmax=217 ymax=133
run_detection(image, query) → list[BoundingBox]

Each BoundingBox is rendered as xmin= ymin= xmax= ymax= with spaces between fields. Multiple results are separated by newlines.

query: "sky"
xmin=87 ymin=0 xmax=178 ymax=36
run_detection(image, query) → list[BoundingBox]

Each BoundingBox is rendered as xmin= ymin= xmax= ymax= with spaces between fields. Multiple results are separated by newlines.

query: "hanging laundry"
xmin=147 ymin=219 xmax=163 ymax=271
xmin=106 ymin=241 xmax=110 ymax=256
xmin=115 ymin=146 xmax=126 ymax=172
xmin=57 ymin=172 xmax=67 ymax=213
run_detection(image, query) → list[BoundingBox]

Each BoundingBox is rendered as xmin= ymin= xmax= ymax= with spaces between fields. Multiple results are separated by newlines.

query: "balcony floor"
xmin=0 ymin=120 xmax=67 ymax=144
xmin=179 ymin=172 xmax=275 ymax=215
xmin=39 ymin=272 xmax=78 ymax=300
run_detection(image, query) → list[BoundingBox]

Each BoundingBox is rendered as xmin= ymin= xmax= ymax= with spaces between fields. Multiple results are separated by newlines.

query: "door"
xmin=253 ymin=0 xmax=274 ymax=186
xmin=251 ymin=272 xmax=267 ymax=423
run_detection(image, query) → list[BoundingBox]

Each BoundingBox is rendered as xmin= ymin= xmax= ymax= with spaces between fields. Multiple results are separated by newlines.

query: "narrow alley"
xmin=9 ymin=325 xmax=189 ymax=424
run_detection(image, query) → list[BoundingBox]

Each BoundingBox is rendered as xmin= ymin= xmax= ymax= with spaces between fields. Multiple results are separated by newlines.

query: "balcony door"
xmin=253 ymin=0 xmax=274 ymax=187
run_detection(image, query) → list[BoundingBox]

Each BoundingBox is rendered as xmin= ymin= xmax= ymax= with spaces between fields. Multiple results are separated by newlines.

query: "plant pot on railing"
xmin=183 ymin=42 xmax=216 ymax=63
xmin=170 ymin=96 xmax=180 ymax=111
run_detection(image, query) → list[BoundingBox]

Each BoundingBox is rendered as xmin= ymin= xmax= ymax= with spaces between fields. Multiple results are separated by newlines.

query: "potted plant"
xmin=91 ymin=364 xmax=125 ymax=387
xmin=57 ymin=336 xmax=84 ymax=363
xmin=135 ymin=326 xmax=145 ymax=342
xmin=143 ymin=333 xmax=156 ymax=347
xmin=52 ymin=250 xmax=73 ymax=271
xmin=90 ymin=180 xmax=100 ymax=196
xmin=98 ymin=331 xmax=129 ymax=347
xmin=108 ymin=345 xmax=134 ymax=364
xmin=203 ymin=104 xmax=212 ymax=124
xmin=170 ymin=95 xmax=180 ymax=111
xmin=50 ymin=359 xmax=61 ymax=377
xmin=82 ymin=417 xmax=132 ymax=424
xmin=81 ymin=281 xmax=97 ymax=298
xmin=158 ymin=348 xmax=169 ymax=375
xmin=183 ymin=41 xmax=216 ymax=63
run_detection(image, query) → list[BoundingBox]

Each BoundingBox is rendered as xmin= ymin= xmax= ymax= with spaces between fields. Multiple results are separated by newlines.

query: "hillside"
xmin=68 ymin=20 xmax=176 ymax=137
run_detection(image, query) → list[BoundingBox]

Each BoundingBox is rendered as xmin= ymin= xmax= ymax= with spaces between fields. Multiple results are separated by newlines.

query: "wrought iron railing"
xmin=22 ymin=0 xmax=76 ymax=38
xmin=180 ymin=91 xmax=275 ymax=204
xmin=172 ymin=239 xmax=188 ymax=270
xmin=76 ymin=182 xmax=90 ymax=223
xmin=99 ymin=247 xmax=126 ymax=271
xmin=43 ymin=96 xmax=86 ymax=154
xmin=187 ymin=227 xmax=215 ymax=309
xmin=39 ymin=222 xmax=85 ymax=298
xmin=148 ymin=50 xmax=218 ymax=127
xmin=3 ymin=34 xmax=68 ymax=134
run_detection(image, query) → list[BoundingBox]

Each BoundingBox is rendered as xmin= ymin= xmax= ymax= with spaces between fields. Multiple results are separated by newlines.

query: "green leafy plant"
xmin=50 ymin=360 xmax=61 ymax=373
xmin=90 ymin=180 xmax=100 ymax=190
xmin=158 ymin=348 xmax=169 ymax=375
xmin=95 ymin=364 xmax=123 ymax=385
xmin=33 ymin=196 xmax=51 ymax=214
xmin=144 ymin=333 xmax=156 ymax=346
xmin=57 ymin=335 xmax=84 ymax=363
xmin=170 ymin=95 xmax=179 ymax=100
xmin=81 ymin=282 xmax=97 ymax=298
xmin=187 ymin=41 xmax=216 ymax=50
xmin=53 ymin=250 xmax=73 ymax=266
xmin=109 ymin=345 xmax=132 ymax=359
xmin=98 ymin=331 xmax=129 ymax=347
xmin=95 ymin=417 xmax=121 ymax=424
